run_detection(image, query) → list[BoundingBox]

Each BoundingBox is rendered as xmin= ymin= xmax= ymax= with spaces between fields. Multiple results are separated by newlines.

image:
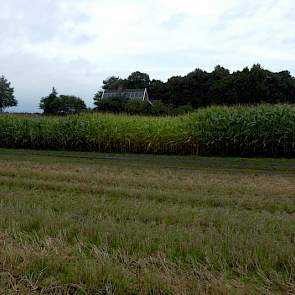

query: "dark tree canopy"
xmin=0 ymin=76 xmax=17 ymax=111
xmin=95 ymin=64 xmax=295 ymax=113
xmin=95 ymin=97 xmax=128 ymax=113
xmin=149 ymin=80 xmax=169 ymax=102
xmin=101 ymin=72 xmax=151 ymax=91
xmin=40 ymin=87 xmax=58 ymax=115
xmin=93 ymin=90 xmax=103 ymax=105
xmin=53 ymin=95 xmax=87 ymax=115
xmin=40 ymin=88 xmax=86 ymax=115
xmin=127 ymin=71 xmax=151 ymax=89
xmin=102 ymin=76 xmax=127 ymax=90
xmin=94 ymin=97 xmax=193 ymax=116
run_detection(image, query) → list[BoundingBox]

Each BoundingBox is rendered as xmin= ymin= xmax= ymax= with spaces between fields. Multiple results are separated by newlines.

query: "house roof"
xmin=102 ymin=89 xmax=147 ymax=101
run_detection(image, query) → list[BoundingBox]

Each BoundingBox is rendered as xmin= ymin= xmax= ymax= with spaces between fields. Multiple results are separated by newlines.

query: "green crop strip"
xmin=0 ymin=104 xmax=294 ymax=157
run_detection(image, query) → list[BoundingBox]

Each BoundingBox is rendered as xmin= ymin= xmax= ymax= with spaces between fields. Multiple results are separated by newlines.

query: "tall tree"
xmin=40 ymin=87 xmax=58 ymax=114
xmin=102 ymin=76 xmax=127 ymax=90
xmin=93 ymin=90 xmax=104 ymax=107
xmin=0 ymin=76 xmax=17 ymax=112
xmin=127 ymin=72 xmax=150 ymax=89
xmin=54 ymin=95 xmax=87 ymax=115
xmin=40 ymin=88 xmax=87 ymax=115
xmin=148 ymin=79 xmax=169 ymax=103
xmin=95 ymin=65 xmax=295 ymax=110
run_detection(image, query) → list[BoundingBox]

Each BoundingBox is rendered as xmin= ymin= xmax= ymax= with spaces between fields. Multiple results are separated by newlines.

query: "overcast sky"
xmin=1 ymin=0 xmax=295 ymax=112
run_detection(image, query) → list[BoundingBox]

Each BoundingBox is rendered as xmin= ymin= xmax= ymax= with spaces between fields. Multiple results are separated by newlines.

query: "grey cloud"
xmin=2 ymin=0 xmax=295 ymax=112
xmin=1 ymin=0 xmax=91 ymax=44
xmin=161 ymin=13 xmax=187 ymax=30
xmin=207 ymin=0 xmax=295 ymax=57
xmin=67 ymin=32 xmax=96 ymax=45
xmin=1 ymin=51 xmax=103 ymax=112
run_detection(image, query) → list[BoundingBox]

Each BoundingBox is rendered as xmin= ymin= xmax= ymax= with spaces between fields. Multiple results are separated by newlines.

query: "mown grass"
xmin=0 ymin=149 xmax=294 ymax=294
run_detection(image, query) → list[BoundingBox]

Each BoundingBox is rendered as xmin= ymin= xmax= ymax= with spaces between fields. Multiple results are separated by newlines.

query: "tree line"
xmin=94 ymin=64 xmax=295 ymax=109
xmin=1 ymin=64 xmax=295 ymax=115
xmin=0 ymin=77 xmax=87 ymax=115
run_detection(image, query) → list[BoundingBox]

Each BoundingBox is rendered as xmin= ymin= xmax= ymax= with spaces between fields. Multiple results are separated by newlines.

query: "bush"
xmin=175 ymin=105 xmax=195 ymax=115
xmin=95 ymin=97 xmax=128 ymax=113
xmin=124 ymin=100 xmax=151 ymax=115
xmin=149 ymin=101 xmax=174 ymax=116
xmin=95 ymin=98 xmax=173 ymax=116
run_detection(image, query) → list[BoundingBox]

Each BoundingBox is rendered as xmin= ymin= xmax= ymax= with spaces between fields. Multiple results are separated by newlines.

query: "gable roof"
xmin=102 ymin=89 xmax=148 ymax=101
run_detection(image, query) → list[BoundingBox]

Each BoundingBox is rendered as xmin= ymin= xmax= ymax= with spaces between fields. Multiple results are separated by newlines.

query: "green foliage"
xmin=95 ymin=98 xmax=190 ymax=116
xmin=95 ymin=97 xmax=128 ymax=113
xmin=149 ymin=100 xmax=173 ymax=116
xmin=93 ymin=90 xmax=103 ymax=103
xmin=54 ymin=95 xmax=87 ymax=115
xmin=94 ymin=72 xmax=152 ymax=112
xmin=96 ymin=65 xmax=295 ymax=109
xmin=0 ymin=75 xmax=17 ymax=111
xmin=189 ymin=104 xmax=295 ymax=157
xmin=100 ymin=72 xmax=151 ymax=91
xmin=0 ymin=104 xmax=294 ymax=157
xmin=40 ymin=88 xmax=86 ymax=115
xmin=39 ymin=87 xmax=58 ymax=114
xmin=165 ymin=64 xmax=295 ymax=107
xmin=124 ymin=100 xmax=151 ymax=115
xmin=127 ymin=71 xmax=150 ymax=89
xmin=102 ymin=76 xmax=127 ymax=90
xmin=175 ymin=104 xmax=194 ymax=115
xmin=148 ymin=79 xmax=169 ymax=102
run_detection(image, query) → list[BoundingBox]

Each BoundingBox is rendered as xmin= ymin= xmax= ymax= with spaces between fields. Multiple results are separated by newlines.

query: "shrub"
xmin=175 ymin=105 xmax=194 ymax=115
xmin=95 ymin=97 xmax=128 ymax=113
xmin=125 ymin=100 xmax=151 ymax=115
xmin=149 ymin=101 xmax=174 ymax=116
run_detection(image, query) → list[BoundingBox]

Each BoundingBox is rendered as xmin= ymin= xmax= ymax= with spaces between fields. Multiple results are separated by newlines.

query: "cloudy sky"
xmin=1 ymin=0 xmax=295 ymax=112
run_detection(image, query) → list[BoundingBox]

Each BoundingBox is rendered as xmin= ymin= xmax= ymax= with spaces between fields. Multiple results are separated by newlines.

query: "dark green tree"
xmin=40 ymin=87 xmax=58 ymax=114
xmin=127 ymin=72 xmax=150 ymax=89
xmin=54 ymin=95 xmax=87 ymax=115
xmin=150 ymin=100 xmax=172 ymax=116
xmin=211 ymin=65 xmax=230 ymax=78
xmin=208 ymin=66 xmax=232 ymax=105
xmin=95 ymin=64 xmax=295 ymax=111
xmin=175 ymin=104 xmax=194 ymax=115
xmin=102 ymin=76 xmax=127 ymax=90
xmin=0 ymin=76 xmax=17 ymax=112
xmin=93 ymin=90 xmax=103 ymax=107
xmin=40 ymin=88 xmax=86 ymax=115
xmin=95 ymin=97 xmax=127 ymax=113
xmin=125 ymin=100 xmax=151 ymax=115
xmin=148 ymin=79 xmax=169 ymax=103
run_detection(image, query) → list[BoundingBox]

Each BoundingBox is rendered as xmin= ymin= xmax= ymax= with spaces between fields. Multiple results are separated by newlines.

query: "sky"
xmin=1 ymin=0 xmax=295 ymax=112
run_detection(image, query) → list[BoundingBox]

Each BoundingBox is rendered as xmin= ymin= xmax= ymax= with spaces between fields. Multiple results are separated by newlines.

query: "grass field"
xmin=0 ymin=149 xmax=294 ymax=294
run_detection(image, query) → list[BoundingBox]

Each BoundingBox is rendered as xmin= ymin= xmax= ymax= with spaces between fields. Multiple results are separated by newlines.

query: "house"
xmin=101 ymin=88 xmax=152 ymax=104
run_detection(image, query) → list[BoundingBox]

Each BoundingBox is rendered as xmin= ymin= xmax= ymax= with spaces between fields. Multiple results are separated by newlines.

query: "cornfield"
xmin=0 ymin=104 xmax=294 ymax=157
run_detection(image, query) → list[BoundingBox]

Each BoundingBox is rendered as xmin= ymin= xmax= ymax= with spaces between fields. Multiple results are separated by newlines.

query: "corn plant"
xmin=0 ymin=104 xmax=294 ymax=157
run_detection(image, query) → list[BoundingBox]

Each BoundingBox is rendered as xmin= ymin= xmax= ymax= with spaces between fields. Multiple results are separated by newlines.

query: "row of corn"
xmin=0 ymin=104 xmax=294 ymax=157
